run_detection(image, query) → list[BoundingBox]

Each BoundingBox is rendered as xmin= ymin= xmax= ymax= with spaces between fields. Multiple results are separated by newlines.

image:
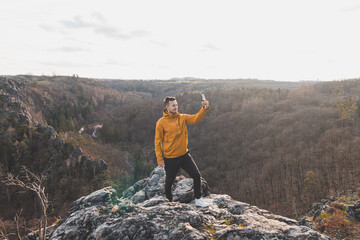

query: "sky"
xmin=1 ymin=0 xmax=360 ymax=81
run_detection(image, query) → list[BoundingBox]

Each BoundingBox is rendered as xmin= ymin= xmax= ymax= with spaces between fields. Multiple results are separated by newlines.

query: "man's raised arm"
xmin=183 ymin=100 xmax=210 ymax=124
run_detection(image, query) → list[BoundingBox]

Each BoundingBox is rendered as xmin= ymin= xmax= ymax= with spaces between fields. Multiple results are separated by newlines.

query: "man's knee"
xmin=191 ymin=171 xmax=201 ymax=180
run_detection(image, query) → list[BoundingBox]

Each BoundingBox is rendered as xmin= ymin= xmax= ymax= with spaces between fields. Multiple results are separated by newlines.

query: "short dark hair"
xmin=163 ymin=96 xmax=176 ymax=107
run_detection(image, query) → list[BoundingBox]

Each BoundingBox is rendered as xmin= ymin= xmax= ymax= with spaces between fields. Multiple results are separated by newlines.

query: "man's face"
xmin=166 ymin=100 xmax=178 ymax=113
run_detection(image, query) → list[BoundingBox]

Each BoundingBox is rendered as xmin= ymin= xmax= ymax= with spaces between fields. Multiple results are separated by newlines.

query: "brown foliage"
xmin=315 ymin=208 xmax=360 ymax=239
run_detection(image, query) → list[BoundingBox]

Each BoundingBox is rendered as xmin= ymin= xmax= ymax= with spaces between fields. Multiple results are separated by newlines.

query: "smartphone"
xmin=201 ymin=93 xmax=206 ymax=101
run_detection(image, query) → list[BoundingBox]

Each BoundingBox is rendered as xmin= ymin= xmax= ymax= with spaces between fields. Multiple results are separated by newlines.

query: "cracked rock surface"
xmin=30 ymin=167 xmax=329 ymax=240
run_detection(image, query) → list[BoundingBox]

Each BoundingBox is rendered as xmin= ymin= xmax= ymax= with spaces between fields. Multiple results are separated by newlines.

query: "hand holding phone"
xmin=201 ymin=93 xmax=206 ymax=101
xmin=201 ymin=93 xmax=209 ymax=109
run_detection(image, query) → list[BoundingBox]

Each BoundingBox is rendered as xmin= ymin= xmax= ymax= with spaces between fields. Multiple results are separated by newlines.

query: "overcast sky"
xmin=1 ymin=0 xmax=360 ymax=81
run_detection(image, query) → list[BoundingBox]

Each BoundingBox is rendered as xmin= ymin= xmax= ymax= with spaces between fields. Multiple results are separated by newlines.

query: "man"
xmin=154 ymin=96 xmax=210 ymax=207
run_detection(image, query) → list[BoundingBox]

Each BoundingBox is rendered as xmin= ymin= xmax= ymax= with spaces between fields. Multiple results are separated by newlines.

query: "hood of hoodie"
xmin=163 ymin=109 xmax=180 ymax=119
xmin=163 ymin=109 xmax=181 ymax=133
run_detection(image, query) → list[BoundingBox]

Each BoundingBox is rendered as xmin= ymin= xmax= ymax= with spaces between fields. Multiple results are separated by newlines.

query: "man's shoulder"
xmin=156 ymin=117 xmax=165 ymax=125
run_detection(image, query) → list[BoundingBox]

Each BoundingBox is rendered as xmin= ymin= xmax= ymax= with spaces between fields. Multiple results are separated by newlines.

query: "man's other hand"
xmin=158 ymin=162 xmax=165 ymax=168
xmin=202 ymin=100 xmax=209 ymax=109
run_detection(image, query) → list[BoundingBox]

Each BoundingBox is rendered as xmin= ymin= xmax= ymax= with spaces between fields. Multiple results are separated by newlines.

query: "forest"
xmin=1 ymin=75 xmax=360 ymax=238
xmin=100 ymin=77 xmax=314 ymax=100
xmin=100 ymin=78 xmax=360 ymax=217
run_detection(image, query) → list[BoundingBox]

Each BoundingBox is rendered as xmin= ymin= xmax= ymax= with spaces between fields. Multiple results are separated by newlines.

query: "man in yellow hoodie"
xmin=155 ymin=96 xmax=210 ymax=207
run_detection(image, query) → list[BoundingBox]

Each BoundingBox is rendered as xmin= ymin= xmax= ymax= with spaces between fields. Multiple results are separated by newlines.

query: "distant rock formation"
xmin=299 ymin=189 xmax=360 ymax=239
xmin=0 ymin=76 xmax=35 ymax=126
xmin=29 ymin=167 xmax=329 ymax=239
xmin=0 ymin=76 xmax=108 ymax=176
xmin=91 ymin=124 xmax=103 ymax=138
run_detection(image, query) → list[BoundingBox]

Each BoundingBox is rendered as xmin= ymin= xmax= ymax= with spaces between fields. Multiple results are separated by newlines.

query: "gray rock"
xmin=70 ymin=187 xmax=115 ymax=212
xmin=0 ymin=77 xmax=35 ymax=126
xmin=123 ymin=179 xmax=147 ymax=199
xmin=173 ymin=178 xmax=195 ymax=202
xmin=144 ymin=166 xmax=166 ymax=199
xmin=139 ymin=196 xmax=169 ymax=207
xmin=122 ymin=167 xmax=209 ymax=204
xmin=37 ymin=171 xmax=329 ymax=240
xmin=98 ymin=159 xmax=108 ymax=171
xmin=131 ymin=189 xmax=146 ymax=204
xmin=345 ymin=200 xmax=360 ymax=221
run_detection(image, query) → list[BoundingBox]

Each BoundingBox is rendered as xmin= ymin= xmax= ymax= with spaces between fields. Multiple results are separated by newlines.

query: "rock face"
xmin=305 ymin=189 xmax=360 ymax=223
xmin=0 ymin=76 xmax=35 ymax=126
xmin=38 ymin=167 xmax=329 ymax=240
xmin=122 ymin=166 xmax=210 ymax=205
xmin=1 ymin=77 xmax=107 ymax=175
xmin=299 ymin=189 xmax=360 ymax=239
xmin=0 ymin=76 xmax=108 ymax=219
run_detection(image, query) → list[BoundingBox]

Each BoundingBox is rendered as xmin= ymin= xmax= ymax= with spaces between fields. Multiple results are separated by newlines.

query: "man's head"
xmin=164 ymin=96 xmax=178 ymax=113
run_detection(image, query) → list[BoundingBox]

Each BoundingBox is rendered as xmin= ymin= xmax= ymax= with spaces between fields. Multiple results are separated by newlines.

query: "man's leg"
xmin=164 ymin=158 xmax=180 ymax=202
xmin=181 ymin=153 xmax=202 ymax=199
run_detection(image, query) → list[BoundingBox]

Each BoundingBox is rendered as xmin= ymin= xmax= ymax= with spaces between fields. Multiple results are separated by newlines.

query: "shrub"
xmin=315 ymin=208 xmax=360 ymax=239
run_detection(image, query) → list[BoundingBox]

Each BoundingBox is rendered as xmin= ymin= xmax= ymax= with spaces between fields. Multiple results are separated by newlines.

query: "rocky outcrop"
xmin=299 ymin=189 xmax=360 ymax=239
xmin=121 ymin=166 xmax=209 ymax=204
xmin=0 ymin=76 xmax=35 ymax=126
xmin=47 ymin=136 xmax=108 ymax=173
xmin=36 ymin=167 xmax=329 ymax=240
xmin=0 ymin=76 xmax=108 ymax=177
xmin=0 ymin=76 xmax=108 ymax=219
xmin=309 ymin=189 xmax=360 ymax=222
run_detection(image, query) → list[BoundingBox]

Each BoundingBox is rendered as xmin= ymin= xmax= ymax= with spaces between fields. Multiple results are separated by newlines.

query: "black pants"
xmin=164 ymin=152 xmax=201 ymax=201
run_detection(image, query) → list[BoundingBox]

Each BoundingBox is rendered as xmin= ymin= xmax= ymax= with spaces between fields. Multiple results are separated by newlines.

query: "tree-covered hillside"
xmin=101 ymin=78 xmax=314 ymax=100
xmin=1 ymin=75 xmax=359 ymax=228
xmin=0 ymin=76 xmax=152 ymax=226
xmin=102 ymin=79 xmax=360 ymax=217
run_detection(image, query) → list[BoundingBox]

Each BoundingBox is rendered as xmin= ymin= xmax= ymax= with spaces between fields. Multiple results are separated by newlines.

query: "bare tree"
xmin=2 ymin=166 xmax=49 ymax=240
xmin=0 ymin=218 xmax=9 ymax=240
xmin=15 ymin=210 xmax=22 ymax=240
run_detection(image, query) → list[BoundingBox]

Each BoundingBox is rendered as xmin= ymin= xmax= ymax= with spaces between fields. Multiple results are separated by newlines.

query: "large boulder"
xmin=122 ymin=166 xmax=209 ymax=204
xmin=31 ymin=168 xmax=329 ymax=240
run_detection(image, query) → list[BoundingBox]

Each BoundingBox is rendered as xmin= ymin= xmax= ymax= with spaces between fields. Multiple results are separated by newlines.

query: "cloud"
xmin=130 ymin=30 xmax=149 ymax=38
xmin=201 ymin=43 xmax=221 ymax=52
xmin=94 ymin=26 xmax=131 ymax=39
xmin=94 ymin=26 xmax=150 ymax=40
xmin=48 ymin=46 xmax=89 ymax=53
xmin=60 ymin=16 xmax=95 ymax=29
xmin=91 ymin=12 xmax=106 ymax=23
xmin=341 ymin=4 xmax=360 ymax=12
xmin=106 ymin=59 xmax=118 ymax=65
xmin=39 ymin=24 xmax=69 ymax=35
xmin=59 ymin=12 xmax=149 ymax=40
xmin=60 ymin=15 xmax=150 ymax=40
xmin=106 ymin=59 xmax=130 ymax=66
xmin=150 ymin=40 xmax=168 ymax=47
xmin=158 ymin=65 xmax=170 ymax=70
xmin=39 ymin=60 xmax=92 ymax=68
xmin=39 ymin=24 xmax=57 ymax=32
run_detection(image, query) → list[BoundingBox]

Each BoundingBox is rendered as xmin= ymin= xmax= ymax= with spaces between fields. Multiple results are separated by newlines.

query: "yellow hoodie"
xmin=154 ymin=106 xmax=209 ymax=165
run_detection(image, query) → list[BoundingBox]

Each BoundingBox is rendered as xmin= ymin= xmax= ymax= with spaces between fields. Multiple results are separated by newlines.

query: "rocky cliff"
xmin=0 ymin=76 xmax=108 ymax=219
xmin=29 ymin=167 xmax=329 ymax=240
